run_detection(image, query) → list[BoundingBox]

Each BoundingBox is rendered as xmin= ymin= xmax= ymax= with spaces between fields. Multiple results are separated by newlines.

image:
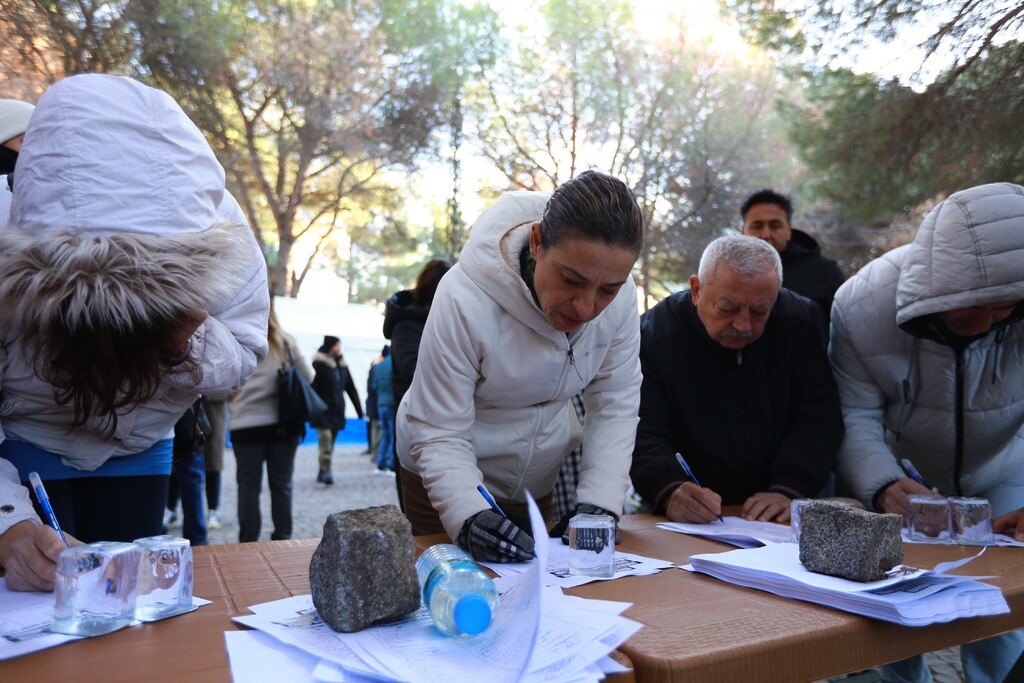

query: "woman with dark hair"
xmin=384 ymin=259 xmax=452 ymax=509
xmin=396 ymin=170 xmax=645 ymax=562
xmin=0 ymin=74 xmax=269 ymax=591
xmin=384 ymin=259 xmax=453 ymax=407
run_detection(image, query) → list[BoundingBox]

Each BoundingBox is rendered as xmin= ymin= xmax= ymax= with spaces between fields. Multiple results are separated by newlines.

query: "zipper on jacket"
xmin=566 ymin=324 xmax=589 ymax=383
xmin=954 ymin=349 xmax=965 ymax=497
xmin=736 ymin=350 xmax=743 ymax=366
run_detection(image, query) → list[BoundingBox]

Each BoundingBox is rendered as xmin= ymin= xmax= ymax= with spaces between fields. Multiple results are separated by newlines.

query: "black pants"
xmin=31 ymin=475 xmax=168 ymax=543
xmin=234 ymin=434 xmax=299 ymax=542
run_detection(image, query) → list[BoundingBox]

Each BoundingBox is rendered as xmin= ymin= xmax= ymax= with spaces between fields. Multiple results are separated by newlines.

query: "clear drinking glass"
xmin=949 ymin=497 xmax=995 ymax=546
xmin=790 ymin=499 xmax=811 ymax=542
xmin=50 ymin=541 xmax=141 ymax=636
xmin=568 ymin=513 xmax=616 ymax=577
xmin=907 ymin=494 xmax=951 ymax=542
xmin=134 ymin=535 xmax=194 ymax=621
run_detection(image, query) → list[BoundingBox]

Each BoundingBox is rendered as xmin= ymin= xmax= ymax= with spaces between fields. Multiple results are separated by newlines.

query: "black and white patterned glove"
xmin=457 ymin=509 xmax=535 ymax=563
xmin=552 ymin=504 xmax=623 ymax=546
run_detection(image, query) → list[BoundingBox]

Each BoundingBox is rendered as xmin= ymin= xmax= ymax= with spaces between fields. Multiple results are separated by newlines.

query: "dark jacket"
xmin=630 ymin=288 xmax=844 ymax=511
xmin=383 ymin=289 xmax=428 ymax=407
xmin=780 ymin=229 xmax=845 ymax=335
xmin=310 ymin=350 xmax=363 ymax=431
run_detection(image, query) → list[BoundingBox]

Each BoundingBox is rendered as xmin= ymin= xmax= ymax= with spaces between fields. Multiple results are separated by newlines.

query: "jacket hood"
xmin=896 ymin=182 xmax=1024 ymax=328
xmin=383 ymin=289 xmax=426 ymax=338
xmin=312 ymin=350 xmax=340 ymax=367
xmin=0 ymin=74 xmax=248 ymax=335
xmin=781 ymin=229 xmax=822 ymax=261
xmin=458 ymin=191 xmax=552 ymax=332
xmin=12 ymin=74 xmax=224 ymax=239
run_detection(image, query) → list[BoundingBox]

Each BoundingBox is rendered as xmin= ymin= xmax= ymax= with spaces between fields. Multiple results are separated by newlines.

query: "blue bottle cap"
xmin=453 ymin=594 xmax=492 ymax=635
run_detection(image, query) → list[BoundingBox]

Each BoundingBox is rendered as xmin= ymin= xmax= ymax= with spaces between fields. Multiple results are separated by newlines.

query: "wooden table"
xmin=2 ymin=515 xmax=1021 ymax=682
xmin=570 ymin=514 xmax=1024 ymax=682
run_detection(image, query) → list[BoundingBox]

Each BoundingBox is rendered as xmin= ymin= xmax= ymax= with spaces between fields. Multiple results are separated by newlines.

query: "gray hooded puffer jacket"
xmin=830 ymin=182 xmax=1024 ymax=511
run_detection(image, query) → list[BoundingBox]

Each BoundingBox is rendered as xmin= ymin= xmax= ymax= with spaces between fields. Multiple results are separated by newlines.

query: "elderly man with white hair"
xmin=630 ymin=234 xmax=843 ymax=524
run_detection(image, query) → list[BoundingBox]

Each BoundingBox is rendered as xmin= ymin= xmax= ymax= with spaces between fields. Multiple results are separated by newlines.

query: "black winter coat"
xmin=383 ymin=289 xmax=429 ymax=408
xmin=310 ymin=351 xmax=363 ymax=432
xmin=780 ymin=229 xmax=845 ymax=336
xmin=630 ymin=288 xmax=844 ymax=511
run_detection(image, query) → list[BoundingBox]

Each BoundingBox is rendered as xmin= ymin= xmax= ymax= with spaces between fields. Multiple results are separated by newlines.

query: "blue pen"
xmin=900 ymin=458 xmax=938 ymax=493
xmin=476 ymin=484 xmax=537 ymax=558
xmin=675 ymin=453 xmax=725 ymax=523
xmin=28 ymin=471 xmax=69 ymax=546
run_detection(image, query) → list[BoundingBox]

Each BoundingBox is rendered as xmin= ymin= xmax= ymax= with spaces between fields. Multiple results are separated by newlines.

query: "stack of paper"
xmin=226 ymin=494 xmax=642 ymax=682
xmin=687 ymin=543 xmax=1009 ymax=626
xmin=229 ymin=586 xmax=639 ymax=683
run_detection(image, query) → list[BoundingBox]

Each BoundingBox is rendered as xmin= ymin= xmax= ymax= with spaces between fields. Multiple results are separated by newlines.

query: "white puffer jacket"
xmin=830 ymin=182 xmax=1024 ymax=510
xmin=396 ymin=191 xmax=642 ymax=540
xmin=0 ymin=74 xmax=269 ymax=536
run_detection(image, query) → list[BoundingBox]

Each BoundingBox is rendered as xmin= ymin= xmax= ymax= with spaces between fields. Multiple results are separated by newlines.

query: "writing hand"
xmin=666 ymin=481 xmax=722 ymax=524
xmin=878 ymin=478 xmax=938 ymax=519
xmin=0 ymin=520 xmax=81 ymax=592
xmin=457 ymin=509 xmax=535 ymax=563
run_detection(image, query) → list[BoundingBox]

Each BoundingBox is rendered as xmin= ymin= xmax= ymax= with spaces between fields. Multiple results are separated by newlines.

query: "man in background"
xmin=741 ymin=189 xmax=844 ymax=335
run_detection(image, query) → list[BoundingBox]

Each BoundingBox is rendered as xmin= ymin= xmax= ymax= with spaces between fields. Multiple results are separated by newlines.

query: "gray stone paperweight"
xmin=798 ymin=501 xmax=903 ymax=582
xmin=310 ymin=505 xmax=421 ymax=632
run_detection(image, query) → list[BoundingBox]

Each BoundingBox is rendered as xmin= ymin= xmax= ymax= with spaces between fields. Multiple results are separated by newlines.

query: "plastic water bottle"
xmin=415 ymin=543 xmax=499 ymax=637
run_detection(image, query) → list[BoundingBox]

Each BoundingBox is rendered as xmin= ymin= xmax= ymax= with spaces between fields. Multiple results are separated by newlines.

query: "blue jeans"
xmin=377 ymin=405 xmax=395 ymax=471
xmin=168 ymin=448 xmax=208 ymax=546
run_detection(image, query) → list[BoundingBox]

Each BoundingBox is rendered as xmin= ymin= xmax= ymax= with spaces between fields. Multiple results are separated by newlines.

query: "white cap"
xmin=0 ymin=99 xmax=34 ymax=145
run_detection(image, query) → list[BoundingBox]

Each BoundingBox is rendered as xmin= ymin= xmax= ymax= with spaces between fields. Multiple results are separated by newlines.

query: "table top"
xmin=2 ymin=513 xmax=1021 ymax=683
xmin=571 ymin=514 xmax=1024 ymax=683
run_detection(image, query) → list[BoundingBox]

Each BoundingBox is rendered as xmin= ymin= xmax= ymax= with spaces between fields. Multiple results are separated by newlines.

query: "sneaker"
xmin=163 ymin=508 xmax=180 ymax=528
xmin=207 ymin=509 xmax=222 ymax=529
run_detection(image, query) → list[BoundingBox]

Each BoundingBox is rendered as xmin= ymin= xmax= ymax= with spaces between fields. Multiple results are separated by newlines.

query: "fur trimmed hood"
xmin=312 ymin=349 xmax=347 ymax=368
xmin=0 ymin=73 xmax=247 ymax=334
xmin=0 ymin=218 xmax=252 ymax=333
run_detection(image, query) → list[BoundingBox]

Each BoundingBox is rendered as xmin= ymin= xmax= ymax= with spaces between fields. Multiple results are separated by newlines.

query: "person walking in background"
xmin=228 ymin=306 xmax=308 ymax=542
xmin=384 ymin=258 xmax=452 ymax=508
xmin=0 ymin=74 xmax=269 ymax=592
xmin=372 ymin=346 xmax=395 ymax=474
xmin=365 ymin=353 xmax=382 ymax=457
xmin=0 ymin=98 xmax=33 ymax=175
xmin=164 ymin=399 xmax=211 ymax=546
xmin=201 ymin=395 xmax=228 ymax=529
xmin=309 ymin=335 xmax=364 ymax=485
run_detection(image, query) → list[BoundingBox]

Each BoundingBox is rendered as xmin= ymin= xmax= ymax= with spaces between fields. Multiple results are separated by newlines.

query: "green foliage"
xmin=785 ymin=41 xmax=1024 ymax=222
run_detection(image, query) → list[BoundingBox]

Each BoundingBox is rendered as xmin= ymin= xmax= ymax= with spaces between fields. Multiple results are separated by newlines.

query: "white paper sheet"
xmin=657 ymin=516 xmax=795 ymax=547
xmin=481 ymin=538 xmax=674 ymax=588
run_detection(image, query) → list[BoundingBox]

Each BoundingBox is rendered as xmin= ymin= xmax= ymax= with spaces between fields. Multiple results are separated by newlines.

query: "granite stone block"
xmin=798 ymin=500 xmax=903 ymax=582
xmin=309 ymin=505 xmax=421 ymax=632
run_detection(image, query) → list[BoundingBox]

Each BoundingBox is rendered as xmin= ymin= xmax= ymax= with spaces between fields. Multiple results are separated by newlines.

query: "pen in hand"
xmin=675 ymin=453 xmax=725 ymax=523
xmin=28 ymin=471 xmax=69 ymax=547
xmin=900 ymin=458 xmax=940 ymax=494
xmin=476 ymin=484 xmax=537 ymax=558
